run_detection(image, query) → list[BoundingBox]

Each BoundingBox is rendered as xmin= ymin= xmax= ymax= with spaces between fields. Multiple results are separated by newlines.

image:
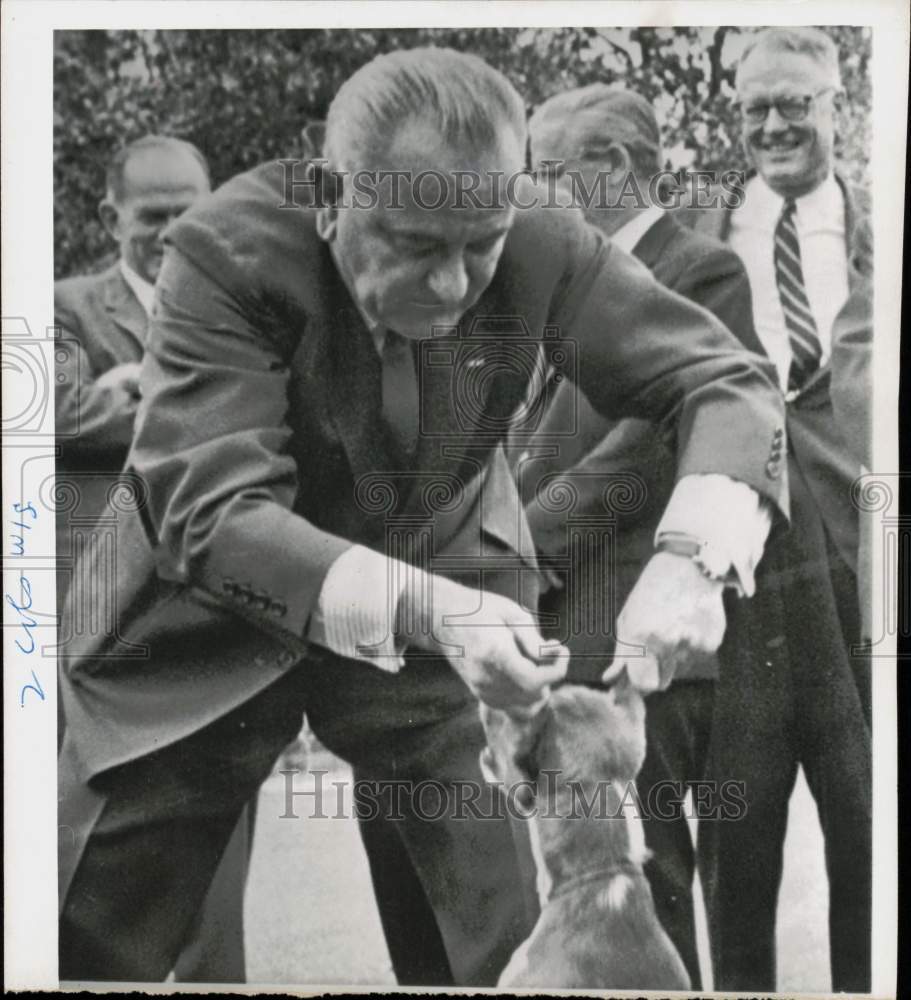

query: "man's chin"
xmin=391 ymin=310 xmax=467 ymax=340
xmin=755 ymin=154 xmax=814 ymax=196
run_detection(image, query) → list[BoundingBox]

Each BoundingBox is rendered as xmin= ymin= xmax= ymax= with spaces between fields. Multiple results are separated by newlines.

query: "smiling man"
xmin=680 ymin=27 xmax=872 ymax=992
xmin=58 ymin=48 xmax=787 ymax=985
xmin=55 ymin=136 xmax=211 ymax=604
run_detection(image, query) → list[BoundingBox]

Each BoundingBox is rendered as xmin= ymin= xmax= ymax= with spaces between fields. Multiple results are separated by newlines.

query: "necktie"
xmin=380 ymin=329 xmax=420 ymax=463
xmin=774 ymin=198 xmax=822 ymax=391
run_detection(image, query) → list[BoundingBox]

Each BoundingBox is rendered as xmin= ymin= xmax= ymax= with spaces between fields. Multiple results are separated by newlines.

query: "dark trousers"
xmin=59 ymin=667 xmax=308 ymax=981
xmin=637 ymin=680 xmax=714 ymax=990
xmin=171 ymin=799 xmax=258 ymax=983
xmin=60 ymin=656 xmax=537 ymax=985
xmin=303 ymin=654 xmax=539 ymax=987
xmin=57 ymin=601 xmax=257 ymax=984
xmin=701 ymin=515 xmax=872 ymax=992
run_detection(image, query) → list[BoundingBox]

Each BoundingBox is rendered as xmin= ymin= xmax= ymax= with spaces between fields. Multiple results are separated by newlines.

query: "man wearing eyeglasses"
xmin=680 ymin=27 xmax=872 ymax=993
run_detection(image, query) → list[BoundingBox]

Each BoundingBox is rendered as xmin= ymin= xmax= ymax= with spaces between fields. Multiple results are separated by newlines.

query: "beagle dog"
xmin=479 ymin=679 xmax=691 ymax=990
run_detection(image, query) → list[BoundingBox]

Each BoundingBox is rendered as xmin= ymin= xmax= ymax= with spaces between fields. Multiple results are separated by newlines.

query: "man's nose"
xmin=157 ymin=210 xmax=186 ymax=237
xmin=426 ymin=253 xmax=469 ymax=304
xmin=762 ymin=106 xmax=791 ymax=135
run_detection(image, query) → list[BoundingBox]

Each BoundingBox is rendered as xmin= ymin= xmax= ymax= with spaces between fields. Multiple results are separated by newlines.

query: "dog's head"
xmin=478 ymin=674 xmax=646 ymax=813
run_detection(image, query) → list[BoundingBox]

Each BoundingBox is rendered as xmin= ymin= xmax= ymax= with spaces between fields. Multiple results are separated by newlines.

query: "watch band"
xmin=655 ymin=532 xmax=734 ymax=585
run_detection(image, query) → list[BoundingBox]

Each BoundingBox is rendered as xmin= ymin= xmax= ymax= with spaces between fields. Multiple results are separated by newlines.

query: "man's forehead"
xmin=369 ymin=115 xmax=524 ymax=174
xmin=738 ymin=52 xmax=829 ymax=95
xmin=377 ymin=201 xmax=514 ymax=240
xmin=121 ymin=148 xmax=208 ymax=200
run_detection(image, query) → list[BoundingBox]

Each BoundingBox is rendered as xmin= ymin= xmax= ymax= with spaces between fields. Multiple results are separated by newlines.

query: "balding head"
xmin=529 ymin=84 xmax=662 ymax=176
xmin=529 ymin=84 xmax=663 ymax=236
xmin=99 ymin=135 xmax=211 ymax=283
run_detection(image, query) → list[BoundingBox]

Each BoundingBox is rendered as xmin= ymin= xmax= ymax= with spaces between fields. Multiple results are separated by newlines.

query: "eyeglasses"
xmin=739 ymin=87 xmax=837 ymax=125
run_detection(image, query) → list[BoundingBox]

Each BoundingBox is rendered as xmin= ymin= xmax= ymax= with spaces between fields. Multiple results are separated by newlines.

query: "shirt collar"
xmin=748 ymin=171 xmax=842 ymax=226
xmin=119 ymin=259 xmax=156 ymax=317
xmin=609 ymin=204 xmax=666 ymax=254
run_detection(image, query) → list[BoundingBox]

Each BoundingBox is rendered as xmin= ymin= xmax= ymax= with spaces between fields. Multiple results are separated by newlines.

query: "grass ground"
xmin=243 ymin=758 xmax=829 ymax=990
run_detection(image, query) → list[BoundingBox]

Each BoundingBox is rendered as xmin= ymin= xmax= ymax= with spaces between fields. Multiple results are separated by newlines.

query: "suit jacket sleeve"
xmin=131 ymin=247 xmax=352 ymax=642
xmin=829 ymin=276 xmax=873 ymax=469
xmin=545 ymin=222 xmax=788 ymax=518
xmin=55 ymin=292 xmax=139 ymax=455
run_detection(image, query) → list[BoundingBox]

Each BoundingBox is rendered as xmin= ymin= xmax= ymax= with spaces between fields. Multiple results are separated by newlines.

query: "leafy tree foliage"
xmin=54 ymin=26 xmax=871 ymax=278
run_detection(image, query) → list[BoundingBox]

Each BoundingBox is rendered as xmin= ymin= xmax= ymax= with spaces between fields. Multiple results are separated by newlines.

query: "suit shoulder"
xmin=54 ymin=266 xmax=117 ymax=324
xmin=55 ymin=268 xmax=108 ymax=303
xmin=670 ymin=224 xmax=745 ymax=276
xmin=165 ymin=160 xmax=322 ymax=295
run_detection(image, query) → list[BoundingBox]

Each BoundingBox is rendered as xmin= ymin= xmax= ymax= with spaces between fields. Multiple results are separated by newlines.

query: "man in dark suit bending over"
xmin=58 ymin=48 xmax=787 ymax=984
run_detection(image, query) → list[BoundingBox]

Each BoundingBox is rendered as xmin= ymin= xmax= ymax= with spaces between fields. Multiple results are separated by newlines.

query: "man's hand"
xmin=96 ymin=361 xmax=142 ymax=399
xmin=602 ymin=551 xmax=726 ymax=692
xmin=397 ymin=573 xmax=568 ymax=709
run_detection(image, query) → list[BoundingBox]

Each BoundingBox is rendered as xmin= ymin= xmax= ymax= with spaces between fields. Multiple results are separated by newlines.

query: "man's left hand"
xmin=601 ymin=551 xmax=726 ymax=692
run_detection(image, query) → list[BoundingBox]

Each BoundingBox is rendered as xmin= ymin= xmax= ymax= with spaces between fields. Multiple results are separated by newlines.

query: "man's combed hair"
xmin=105 ymin=135 xmax=210 ymax=202
xmin=736 ymin=27 xmax=842 ymax=90
xmin=324 ymin=46 xmax=527 ymax=171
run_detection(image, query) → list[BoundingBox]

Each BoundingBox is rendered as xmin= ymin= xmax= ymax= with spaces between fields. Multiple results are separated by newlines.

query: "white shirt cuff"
xmin=655 ymin=474 xmax=772 ymax=597
xmin=307 ymin=545 xmax=421 ymax=672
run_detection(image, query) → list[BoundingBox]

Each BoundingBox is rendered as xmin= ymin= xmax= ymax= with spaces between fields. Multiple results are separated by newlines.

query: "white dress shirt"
xmin=609 ymin=204 xmax=666 ymax=254
xmin=309 ymin=210 xmax=773 ymax=672
xmin=119 ymin=259 xmax=155 ymax=317
xmin=729 ymin=172 xmax=849 ymax=390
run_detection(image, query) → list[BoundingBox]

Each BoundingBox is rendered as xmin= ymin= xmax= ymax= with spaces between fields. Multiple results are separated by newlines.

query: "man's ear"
xmin=301 ymin=121 xmax=326 ymax=161
xmin=98 ymin=199 xmax=121 ymax=241
xmin=479 ymin=746 xmax=500 ymax=785
xmin=605 ymin=142 xmax=634 ymax=181
xmin=314 ymin=204 xmax=338 ymax=243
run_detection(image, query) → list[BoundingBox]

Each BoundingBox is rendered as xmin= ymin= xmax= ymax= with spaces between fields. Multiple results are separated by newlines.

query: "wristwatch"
xmin=655 ymin=531 xmax=736 ymax=586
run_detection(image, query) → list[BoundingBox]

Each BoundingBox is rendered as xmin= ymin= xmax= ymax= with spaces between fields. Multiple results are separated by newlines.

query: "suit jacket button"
xmin=253 ymin=591 xmax=271 ymax=611
xmin=270 ymin=600 xmax=288 ymax=618
xmin=222 ymin=577 xmax=238 ymax=595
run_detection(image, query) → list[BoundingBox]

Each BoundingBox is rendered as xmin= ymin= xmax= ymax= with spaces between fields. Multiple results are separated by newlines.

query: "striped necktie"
xmin=774 ymin=198 xmax=822 ymax=391
xmin=380 ymin=329 xmax=419 ymax=463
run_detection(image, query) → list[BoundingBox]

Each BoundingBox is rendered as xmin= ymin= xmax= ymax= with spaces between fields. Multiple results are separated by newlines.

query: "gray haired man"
xmin=59 ymin=48 xmax=786 ymax=985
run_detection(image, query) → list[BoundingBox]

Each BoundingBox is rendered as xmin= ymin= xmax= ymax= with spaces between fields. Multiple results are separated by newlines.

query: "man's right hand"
xmin=397 ymin=573 xmax=568 ymax=710
xmin=95 ymin=361 xmax=142 ymax=398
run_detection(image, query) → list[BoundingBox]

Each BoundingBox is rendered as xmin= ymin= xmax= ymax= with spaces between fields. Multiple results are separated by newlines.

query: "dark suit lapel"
xmin=631 ymin=212 xmax=681 ymax=273
xmin=297 ymin=246 xmax=394 ymax=486
xmin=103 ymin=265 xmax=148 ymax=349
